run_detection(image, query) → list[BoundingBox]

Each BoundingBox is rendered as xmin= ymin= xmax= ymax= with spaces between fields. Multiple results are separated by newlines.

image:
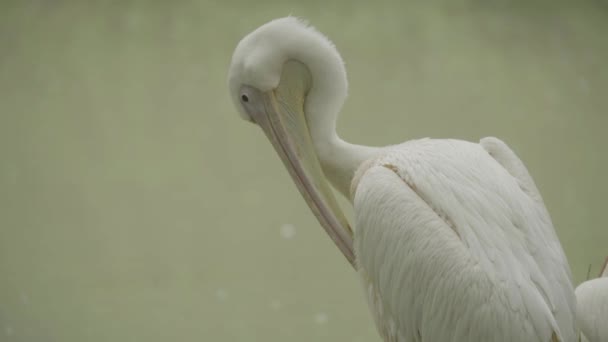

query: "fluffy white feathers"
xmin=353 ymin=138 xmax=577 ymax=341
xmin=575 ymin=258 xmax=608 ymax=342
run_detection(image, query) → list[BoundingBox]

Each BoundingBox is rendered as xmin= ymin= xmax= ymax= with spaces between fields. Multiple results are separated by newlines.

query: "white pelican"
xmin=575 ymin=257 xmax=608 ymax=342
xmin=228 ymin=17 xmax=577 ymax=341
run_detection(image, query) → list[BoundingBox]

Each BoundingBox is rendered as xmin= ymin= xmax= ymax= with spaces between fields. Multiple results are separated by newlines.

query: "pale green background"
xmin=0 ymin=1 xmax=606 ymax=341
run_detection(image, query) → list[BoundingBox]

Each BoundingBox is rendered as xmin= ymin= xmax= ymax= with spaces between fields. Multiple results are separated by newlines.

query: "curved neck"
xmin=307 ymin=90 xmax=378 ymax=198
xmin=302 ymin=66 xmax=379 ymax=198
xmin=273 ymin=25 xmax=380 ymax=198
xmin=315 ymin=135 xmax=380 ymax=200
xmin=295 ymin=55 xmax=379 ymax=198
xmin=240 ymin=18 xmax=382 ymax=198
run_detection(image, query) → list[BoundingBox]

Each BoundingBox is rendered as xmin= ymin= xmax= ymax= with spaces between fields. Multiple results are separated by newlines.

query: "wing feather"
xmin=353 ymin=139 xmax=576 ymax=342
xmin=480 ymin=137 xmax=543 ymax=203
xmin=575 ymin=277 xmax=608 ymax=342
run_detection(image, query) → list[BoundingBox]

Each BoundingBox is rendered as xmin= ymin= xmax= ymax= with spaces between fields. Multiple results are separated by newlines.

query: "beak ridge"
xmin=245 ymin=61 xmax=355 ymax=267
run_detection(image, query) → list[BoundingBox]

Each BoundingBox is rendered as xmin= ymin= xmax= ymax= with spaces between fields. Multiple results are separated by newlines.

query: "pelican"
xmin=228 ymin=17 xmax=577 ymax=341
xmin=575 ymin=257 xmax=608 ymax=342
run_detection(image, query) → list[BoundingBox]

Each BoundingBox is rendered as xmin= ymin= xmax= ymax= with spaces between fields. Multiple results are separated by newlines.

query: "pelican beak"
xmin=241 ymin=61 xmax=355 ymax=267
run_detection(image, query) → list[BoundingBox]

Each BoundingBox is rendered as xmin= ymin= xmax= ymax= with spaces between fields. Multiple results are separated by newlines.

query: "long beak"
xmin=245 ymin=61 xmax=355 ymax=267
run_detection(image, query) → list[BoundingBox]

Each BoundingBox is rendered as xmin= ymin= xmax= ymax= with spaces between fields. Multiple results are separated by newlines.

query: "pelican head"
xmin=227 ymin=17 xmax=357 ymax=265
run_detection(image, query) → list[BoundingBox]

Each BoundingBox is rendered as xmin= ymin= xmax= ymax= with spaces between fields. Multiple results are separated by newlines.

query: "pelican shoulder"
xmin=352 ymin=138 xmax=577 ymax=341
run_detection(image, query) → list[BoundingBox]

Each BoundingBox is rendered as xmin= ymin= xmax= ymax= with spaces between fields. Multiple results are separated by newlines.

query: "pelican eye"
xmin=241 ymin=94 xmax=249 ymax=102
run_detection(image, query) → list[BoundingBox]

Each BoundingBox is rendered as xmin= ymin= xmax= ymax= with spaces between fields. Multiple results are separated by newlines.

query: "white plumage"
xmin=354 ymin=138 xmax=576 ymax=341
xmin=575 ymin=258 xmax=608 ymax=342
xmin=228 ymin=17 xmax=578 ymax=341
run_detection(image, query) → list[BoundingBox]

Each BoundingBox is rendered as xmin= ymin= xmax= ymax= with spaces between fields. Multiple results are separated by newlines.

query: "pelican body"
xmin=575 ymin=258 xmax=608 ymax=342
xmin=228 ymin=17 xmax=577 ymax=341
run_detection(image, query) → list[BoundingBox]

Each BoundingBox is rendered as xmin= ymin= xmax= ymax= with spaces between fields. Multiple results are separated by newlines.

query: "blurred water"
xmin=0 ymin=1 xmax=606 ymax=341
